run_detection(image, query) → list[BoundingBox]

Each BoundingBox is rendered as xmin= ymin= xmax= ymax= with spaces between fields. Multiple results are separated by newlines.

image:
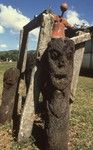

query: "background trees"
xmin=0 ymin=50 xmax=19 ymax=61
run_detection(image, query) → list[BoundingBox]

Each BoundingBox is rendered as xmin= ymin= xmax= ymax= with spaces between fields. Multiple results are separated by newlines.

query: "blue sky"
xmin=0 ymin=0 xmax=93 ymax=51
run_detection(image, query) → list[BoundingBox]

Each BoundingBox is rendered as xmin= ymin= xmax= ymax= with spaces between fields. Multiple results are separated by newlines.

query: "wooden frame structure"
xmin=15 ymin=10 xmax=93 ymax=142
xmin=17 ymin=10 xmax=54 ymax=141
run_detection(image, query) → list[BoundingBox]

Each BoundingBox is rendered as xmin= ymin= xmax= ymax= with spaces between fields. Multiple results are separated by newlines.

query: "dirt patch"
xmin=0 ymin=125 xmax=12 ymax=150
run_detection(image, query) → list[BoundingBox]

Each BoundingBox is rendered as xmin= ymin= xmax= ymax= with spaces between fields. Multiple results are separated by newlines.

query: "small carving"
xmin=0 ymin=68 xmax=20 ymax=124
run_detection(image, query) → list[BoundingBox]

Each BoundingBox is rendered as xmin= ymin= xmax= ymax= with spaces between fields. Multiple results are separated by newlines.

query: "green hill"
xmin=0 ymin=50 xmax=35 ymax=62
xmin=0 ymin=50 xmax=19 ymax=61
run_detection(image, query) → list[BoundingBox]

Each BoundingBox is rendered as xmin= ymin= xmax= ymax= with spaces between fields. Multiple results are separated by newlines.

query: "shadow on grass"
xmin=12 ymin=97 xmax=47 ymax=150
xmin=32 ymin=123 xmax=47 ymax=150
xmin=80 ymin=68 xmax=93 ymax=78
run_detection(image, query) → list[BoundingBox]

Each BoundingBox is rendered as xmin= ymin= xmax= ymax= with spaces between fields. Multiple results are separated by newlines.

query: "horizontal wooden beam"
xmin=23 ymin=10 xmax=49 ymax=32
xmin=71 ymin=32 xmax=92 ymax=45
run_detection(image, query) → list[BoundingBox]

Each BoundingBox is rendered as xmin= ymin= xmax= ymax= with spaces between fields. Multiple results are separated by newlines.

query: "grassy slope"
xmin=70 ymin=76 xmax=93 ymax=149
xmin=0 ymin=62 xmax=93 ymax=149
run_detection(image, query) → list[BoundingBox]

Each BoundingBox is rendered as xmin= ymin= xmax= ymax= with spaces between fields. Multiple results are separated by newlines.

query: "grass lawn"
xmin=69 ymin=76 xmax=93 ymax=149
xmin=0 ymin=62 xmax=93 ymax=149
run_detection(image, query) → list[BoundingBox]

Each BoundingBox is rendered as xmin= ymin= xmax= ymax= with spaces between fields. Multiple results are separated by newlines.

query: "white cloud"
xmin=0 ymin=4 xmax=30 ymax=31
xmin=66 ymin=10 xmax=90 ymax=27
xmin=0 ymin=44 xmax=7 ymax=48
xmin=0 ymin=25 xmax=5 ymax=33
xmin=0 ymin=4 xmax=40 ymax=39
xmin=16 ymin=44 xmax=19 ymax=50
xmin=10 ymin=29 xmax=18 ymax=34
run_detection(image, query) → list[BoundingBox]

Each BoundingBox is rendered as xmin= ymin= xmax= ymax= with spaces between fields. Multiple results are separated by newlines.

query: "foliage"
xmin=0 ymin=50 xmax=35 ymax=62
xmin=0 ymin=50 xmax=19 ymax=61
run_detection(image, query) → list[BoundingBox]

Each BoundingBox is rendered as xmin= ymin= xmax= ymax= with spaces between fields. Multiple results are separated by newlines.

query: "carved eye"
xmin=50 ymin=49 xmax=59 ymax=60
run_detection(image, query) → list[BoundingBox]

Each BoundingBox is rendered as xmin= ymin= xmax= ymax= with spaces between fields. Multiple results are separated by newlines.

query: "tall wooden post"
xmin=71 ymin=47 xmax=85 ymax=100
xmin=18 ymin=12 xmax=53 ymax=142
xmin=0 ymin=68 xmax=20 ymax=124
xmin=18 ymin=66 xmax=37 ymax=142
xmin=36 ymin=13 xmax=53 ymax=59
xmin=17 ymin=29 xmax=29 ymax=72
xmin=40 ymin=38 xmax=75 ymax=150
xmin=70 ymin=32 xmax=91 ymax=101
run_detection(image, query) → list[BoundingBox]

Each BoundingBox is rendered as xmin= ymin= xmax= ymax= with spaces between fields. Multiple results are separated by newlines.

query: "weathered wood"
xmin=17 ymin=29 xmax=28 ymax=73
xmin=34 ymin=12 xmax=53 ymax=111
xmin=18 ymin=66 xmax=37 ymax=142
xmin=24 ymin=10 xmax=48 ymax=32
xmin=70 ymin=32 xmax=88 ymax=101
xmin=19 ymin=30 xmax=23 ymax=51
xmin=18 ymin=30 xmax=28 ymax=73
xmin=16 ymin=9 xmax=93 ymax=146
xmin=18 ymin=10 xmax=53 ymax=72
xmin=18 ymin=12 xmax=53 ymax=142
xmin=71 ymin=32 xmax=92 ymax=45
xmin=36 ymin=13 xmax=53 ymax=59
xmin=17 ymin=11 xmax=48 ymax=72
xmin=70 ymin=47 xmax=85 ymax=100
xmin=40 ymin=38 xmax=75 ymax=150
xmin=12 ymin=30 xmax=28 ymax=138
xmin=0 ymin=68 xmax=20 ymax=124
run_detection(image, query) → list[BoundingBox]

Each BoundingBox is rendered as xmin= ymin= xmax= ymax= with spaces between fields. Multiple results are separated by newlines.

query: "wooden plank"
xmin=36 ymin=13 xmax=53 ymax=59
xmin=70 ymin=31 xmax=93 ymax=101
xmin=18 ymin=66 xmax=37 ymax=142
xmin=70 ymin=47 xmax=85 ymax=100
xmin=19 ymin=30 xmax=23 ymax=52
xmin=17 ymin=10 xmax=52 ymax=73
xmin=71 ymin=32 xmax=92 ymax=45
xmin=24 ymin=10 xmax=47 ymax=32
xmin=17 ymin=30 xmax=29 ymax=73
xmin=18 ymin=12 xmax=53 ymax=142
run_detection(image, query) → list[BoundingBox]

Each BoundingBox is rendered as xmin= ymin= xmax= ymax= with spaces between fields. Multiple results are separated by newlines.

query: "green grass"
xmin=0 ymin=62 xmax=93 ymax=149
xmin=70 ymin=76 xmax=93 ymax=149
xmin=0 ymin=61 xmax=16 ymax=73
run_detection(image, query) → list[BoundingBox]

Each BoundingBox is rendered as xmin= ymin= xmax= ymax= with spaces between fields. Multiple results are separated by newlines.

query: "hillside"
xmin=0 ymin=50 xmax=35 ymax=62
xmin=0 ymin=50 xmax=19 ymax=61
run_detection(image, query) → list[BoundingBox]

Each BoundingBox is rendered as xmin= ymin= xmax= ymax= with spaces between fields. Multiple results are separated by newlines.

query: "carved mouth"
xmin=55 ymin=74 xmax=67 ymax=79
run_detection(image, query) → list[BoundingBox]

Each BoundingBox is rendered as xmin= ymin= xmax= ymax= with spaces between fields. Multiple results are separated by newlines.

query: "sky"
xmin=0 ymin=0 xmax=93 ymax=51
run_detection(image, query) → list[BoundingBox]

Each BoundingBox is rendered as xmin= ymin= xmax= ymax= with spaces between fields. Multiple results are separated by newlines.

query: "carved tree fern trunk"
xmin=0 ymin=68 xmax=20 ymax=124
xmin=40 ymin=38 xmax=75 ymax=150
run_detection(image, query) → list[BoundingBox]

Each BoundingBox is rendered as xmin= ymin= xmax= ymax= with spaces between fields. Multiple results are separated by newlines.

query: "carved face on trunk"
xmin=47 ymin=38 xmax=75 ymax=90
xmin=3 ymin=68 xmax=20 ymax=88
